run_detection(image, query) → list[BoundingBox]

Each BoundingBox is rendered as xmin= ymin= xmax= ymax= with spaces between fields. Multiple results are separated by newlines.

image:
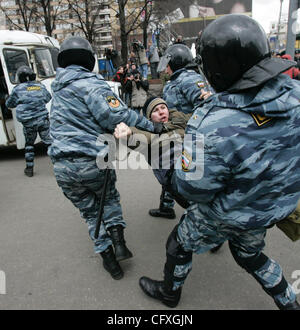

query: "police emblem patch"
xmin=106 ymin=96 xmax=120 ymax=108
xmin=251 ymin=113 xmax=272 ymax=127
xmin=182 ymin=150 xmax=192 ymax=172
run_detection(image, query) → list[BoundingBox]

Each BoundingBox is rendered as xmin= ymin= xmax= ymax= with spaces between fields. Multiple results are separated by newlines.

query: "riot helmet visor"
xmin=157 ymin=53 xmax=171 ymax=73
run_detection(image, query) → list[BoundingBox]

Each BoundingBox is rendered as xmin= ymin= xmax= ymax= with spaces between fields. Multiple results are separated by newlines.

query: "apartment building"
xmin=0 ymin=0 xmax=113 ymax=55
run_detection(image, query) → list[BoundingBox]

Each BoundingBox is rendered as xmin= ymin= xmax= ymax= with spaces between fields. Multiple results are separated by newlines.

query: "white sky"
xmin=252 ymin=0 xmax=291 ymax=33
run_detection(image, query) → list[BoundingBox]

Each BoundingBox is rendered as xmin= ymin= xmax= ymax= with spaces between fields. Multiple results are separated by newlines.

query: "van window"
xmin=49 ymin=47 xmax=59 ymax=70
xmin=3 ymin=49 xmax=30 ymax=84
xmin=34 ymin=48 xmax=55 ymax=78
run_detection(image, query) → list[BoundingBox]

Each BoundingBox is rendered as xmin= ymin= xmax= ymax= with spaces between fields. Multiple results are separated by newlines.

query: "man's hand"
xmin=114 ymin=122 xmax=132 ymax=139
xmin=200 ymin=89 xmax=212 ymax=100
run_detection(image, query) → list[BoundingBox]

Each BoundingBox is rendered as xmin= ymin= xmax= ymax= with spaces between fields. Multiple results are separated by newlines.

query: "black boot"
xmin=149 ymin=187 xmax=176 ymax=219
xmin=275 ymin=299 xmax=300 ymax=310
xmin=24 ymin=166 xmax=33 ymax=177
xmin=100 ymin=246 xmax=124 ymax=280
xmin=108 ymin=225 xmax=133 ymax=262
xmin=149 ymin=207 xmax=176 ymax=219
xmin=139 ymin=276 xmax=181 ymax=308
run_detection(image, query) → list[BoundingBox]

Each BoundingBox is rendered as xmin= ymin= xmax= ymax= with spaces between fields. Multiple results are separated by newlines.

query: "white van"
xmin=0 ymin=30 xmax=59 ymax=149
xmin=0 ymin=30 xmax=121 ymax=150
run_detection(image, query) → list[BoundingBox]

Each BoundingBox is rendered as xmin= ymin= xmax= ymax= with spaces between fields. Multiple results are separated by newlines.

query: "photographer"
xmin=148 ymin=40 xmax=160 ymax=79
xmin=105 ymin=47 xmax=121 ymax=79
xmin=112 ymin=66 xmax=126 ymax=100
xmin=129 ymin=52 xmax=137 ymax=66
xmin=132 ymin=40 xmax=148 ymax=79
xmin=123 ymin=64 xmax=133 ymax=106
xmin=127 ymin=66 xmax=149 ymax=114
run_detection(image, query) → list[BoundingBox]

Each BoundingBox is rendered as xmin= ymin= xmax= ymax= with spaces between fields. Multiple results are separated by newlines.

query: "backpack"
xmin=276 ymin=201 xmax=300 ymax=241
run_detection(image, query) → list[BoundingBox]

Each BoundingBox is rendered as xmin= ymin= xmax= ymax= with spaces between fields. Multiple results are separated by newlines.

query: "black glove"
xmin=153 ymin=122 xmax=164 ymax=134
xmin=153 ymin=122 xmax=169 ymax=134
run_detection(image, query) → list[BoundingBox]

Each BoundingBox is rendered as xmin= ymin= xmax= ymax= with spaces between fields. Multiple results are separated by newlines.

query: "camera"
xmin=131 ymin=40 xmax=143 ymax=53
xmin=134 ymin=74 xmax=140 ymax=80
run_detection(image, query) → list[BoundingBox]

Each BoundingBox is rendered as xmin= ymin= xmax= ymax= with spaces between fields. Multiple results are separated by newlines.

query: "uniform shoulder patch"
xmin=182 ymin=150 xmax=192 ymax=172
xmin=196 ymin=81 xmax=205 ymax=89
xmin=27 ymin=86 xmax=41 ymax=91
xmin=106 ymin=95 xmax=120 ymax=109
xmin=251 ymin=113 xmax=272 ymax=127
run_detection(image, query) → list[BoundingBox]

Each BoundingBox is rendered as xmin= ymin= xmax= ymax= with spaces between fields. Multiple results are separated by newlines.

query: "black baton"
xmin=94 ymin=167 xmax=110 ymax=239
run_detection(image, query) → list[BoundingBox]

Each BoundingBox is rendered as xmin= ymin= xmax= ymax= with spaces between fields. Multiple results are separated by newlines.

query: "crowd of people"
xmin=109 ymin=39 xmax=161 ymax=114
xmin=4 ymin=13 xmax=300 ymax=311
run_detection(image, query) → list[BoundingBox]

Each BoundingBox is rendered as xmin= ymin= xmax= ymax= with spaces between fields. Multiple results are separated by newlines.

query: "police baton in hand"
xmin=94 ymin=167 xmax=110 ymax=239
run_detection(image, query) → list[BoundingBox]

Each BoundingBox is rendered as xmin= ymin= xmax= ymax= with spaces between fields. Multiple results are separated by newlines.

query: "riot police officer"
xmin=48 ymin=36 xmax=159 ymax=280
xmin=139 ymin=14 xmax=300 ymax=310
xmin=6 ymin=65 xmax=52 ymax=177
xmin=149 ymin=43 xmax=210 ymax=220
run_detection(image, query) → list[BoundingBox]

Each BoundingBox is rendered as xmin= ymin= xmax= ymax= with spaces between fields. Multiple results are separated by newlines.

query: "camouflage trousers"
xmin=152 ymin=170 xmax=175 ymax=209
xmin=53 ymin=158 xmax=126 ymax=254
xmin=167 ymin=204 xmax=297 ymax=307
xmin=22 ymin=116 xmax=51 ymax=168
xmin=159 ymin=188 xmax=175 ymax=209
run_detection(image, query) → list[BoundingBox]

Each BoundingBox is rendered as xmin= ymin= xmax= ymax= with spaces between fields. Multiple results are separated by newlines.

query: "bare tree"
xmin=141 ymin=0 xmax=153 ymax=48
xmin=31 ymin=0 xmax=65 ymax=36
xmin=65 ymin=0 xmax=105 ymax=46
xmin=0 ymin=0 xmax=37 ymax=31
xmin=114 ymin=0 xmax=154 ymax=64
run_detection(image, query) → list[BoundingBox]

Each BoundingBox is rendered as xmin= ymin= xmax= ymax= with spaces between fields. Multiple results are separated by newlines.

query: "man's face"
xmin=165 ymin=64 xmax=173 ymax=76
xmin=150 ymin=103 xmax=169 ymax=123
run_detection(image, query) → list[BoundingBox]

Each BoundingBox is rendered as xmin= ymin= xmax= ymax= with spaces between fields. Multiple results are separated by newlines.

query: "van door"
xmin=0 ymin=46 xmax=31 ymax=149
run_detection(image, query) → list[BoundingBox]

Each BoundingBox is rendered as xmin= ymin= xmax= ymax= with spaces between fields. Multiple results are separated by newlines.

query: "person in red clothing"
xmin=112 ymin=66 xmax=125 ymax=84
xmin=112 ymin=66 xmax=126 ymax=100
xmin=281 ymin=54 xmax=300 ymax=79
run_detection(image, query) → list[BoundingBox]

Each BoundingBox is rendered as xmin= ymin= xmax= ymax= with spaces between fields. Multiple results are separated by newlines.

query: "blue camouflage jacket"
xmin=48 ymin=65 xmax=154 ymax=160
xmin=163 ymin=68 xmax=207 ymax=114
xmin=173 ymin=74 xmax=300 ymax=229
xmin=6 ymin=81 xmax=51 ymax=123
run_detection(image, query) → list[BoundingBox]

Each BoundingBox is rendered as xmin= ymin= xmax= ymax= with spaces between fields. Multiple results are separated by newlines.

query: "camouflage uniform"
xmin=48 ymin=65 xmax=154 ymax=253
xmin=130 ymin=109 xmax=191 ymax=186
xmin=163 ymin=68 xmax=206 ymax=114
xmin=168 ymin=74 xmax=300 ymax=307
xmin=6 ymin=81 xmax=52 ymax=168
xmin=161 ymin=68 xmax=207 ymax=209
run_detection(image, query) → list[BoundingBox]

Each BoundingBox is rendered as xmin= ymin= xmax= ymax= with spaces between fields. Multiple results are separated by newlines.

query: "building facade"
xmin=0 ymin=0 xmax=113 ymax=55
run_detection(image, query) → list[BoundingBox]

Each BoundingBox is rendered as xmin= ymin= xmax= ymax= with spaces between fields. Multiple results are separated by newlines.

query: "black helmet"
xmin=199 ymin=14 xmax=294 ymax=92
xmin=16 ymin=65 xmax=36 ymax=83
xmin=58 ymin=36 xmax=95 ymax=71
xmin=157 ymin=44 xmax=193 ymax=73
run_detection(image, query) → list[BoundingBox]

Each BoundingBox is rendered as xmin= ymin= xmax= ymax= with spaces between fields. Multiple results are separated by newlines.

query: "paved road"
xmin=0 ymin=144 xmax=299 ymax=310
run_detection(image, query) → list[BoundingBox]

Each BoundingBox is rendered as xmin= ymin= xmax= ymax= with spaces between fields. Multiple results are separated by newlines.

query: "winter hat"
xmin=142 ymin=96 xmax=168 ymax=119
